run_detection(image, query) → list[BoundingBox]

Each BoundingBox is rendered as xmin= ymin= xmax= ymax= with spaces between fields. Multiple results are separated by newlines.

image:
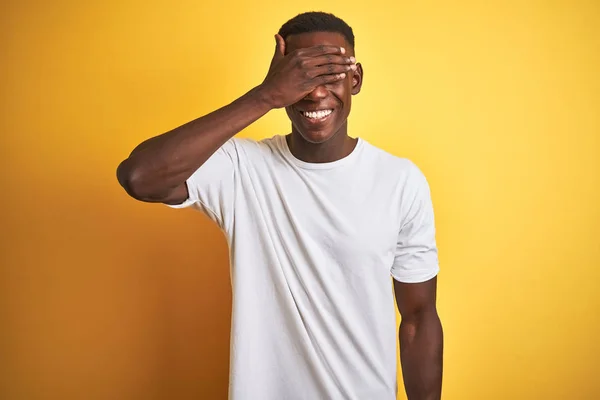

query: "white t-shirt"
xmin=167 ymin=134 xmax=439 ymax=400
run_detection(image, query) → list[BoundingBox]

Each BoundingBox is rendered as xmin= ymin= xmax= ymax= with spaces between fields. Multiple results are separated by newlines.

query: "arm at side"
xmin=394 ymin=276 xmax=443 ymax=400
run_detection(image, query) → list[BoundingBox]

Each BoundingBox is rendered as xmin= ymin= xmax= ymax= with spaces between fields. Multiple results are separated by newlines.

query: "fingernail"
xmin=350 ymin=56 xmax=356 ymax=63
xmin=340 ymin=72 xmax=346 ymax=78
xmin=341 ymin=47 xmax=346 ymax=54
xmin=351 ymin=64 xmax=357 ymax=70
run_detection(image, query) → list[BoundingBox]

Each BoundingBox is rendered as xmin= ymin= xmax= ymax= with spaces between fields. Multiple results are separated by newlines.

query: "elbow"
xmin=400 ymin=306 xmax=440 ymax=332
xmin=116 ymin=158 xmax=151 ymax=201
xmin=399 ymin=306 xmax=443 ymax=348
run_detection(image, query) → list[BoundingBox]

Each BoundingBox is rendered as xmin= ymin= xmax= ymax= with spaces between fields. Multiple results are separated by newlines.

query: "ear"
xmin=351 ymin=62 xmax=363 ymax=95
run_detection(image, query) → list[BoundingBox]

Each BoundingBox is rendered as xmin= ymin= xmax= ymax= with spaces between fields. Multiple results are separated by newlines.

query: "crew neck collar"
xmin=278 ymin=135 xmax=364 ymax=170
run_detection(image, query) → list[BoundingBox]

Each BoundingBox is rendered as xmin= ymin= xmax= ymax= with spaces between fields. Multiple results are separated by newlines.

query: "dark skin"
xmin=116 ymin=32 xmax=356 ymax=204
xmin=281 ymin=32 xmax=362 ymax=162
xmin=395 ymin=277 xmax=443 ymax=400
xmin=116 ymin=31 xmax=443 ymax=400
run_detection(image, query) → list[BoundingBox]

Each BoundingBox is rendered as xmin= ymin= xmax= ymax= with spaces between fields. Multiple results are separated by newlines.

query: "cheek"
xmin=284 ymin=107 xmax=296 ymax=120
xmin=324 ymin=83 xmax=349 ymax=105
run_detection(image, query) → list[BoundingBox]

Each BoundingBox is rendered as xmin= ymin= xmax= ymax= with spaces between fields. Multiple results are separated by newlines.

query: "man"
xmin=117 ymin=11 xmax=443 ymax=400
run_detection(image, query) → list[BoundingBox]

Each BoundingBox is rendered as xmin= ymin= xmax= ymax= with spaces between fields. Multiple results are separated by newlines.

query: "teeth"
xmin=303 ymin=109 xmax=333 ymax=119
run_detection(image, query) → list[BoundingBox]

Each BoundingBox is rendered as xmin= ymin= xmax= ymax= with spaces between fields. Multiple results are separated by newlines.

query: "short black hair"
xmin=278 ymin=11 xmax=355 ymax=49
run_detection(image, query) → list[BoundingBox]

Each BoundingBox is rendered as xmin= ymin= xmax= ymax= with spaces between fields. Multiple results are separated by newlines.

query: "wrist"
xmin=251 ymin=84 xmax=277 ymax=110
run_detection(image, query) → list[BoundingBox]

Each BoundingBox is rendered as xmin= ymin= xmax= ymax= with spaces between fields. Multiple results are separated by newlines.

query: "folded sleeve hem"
xmin=391 ymin=265 xmax=440 ymax=284
xmin=164 ymin=199 xmax=197 ymax=208
xmin=164 ymin=197 xmax=197 ymax=209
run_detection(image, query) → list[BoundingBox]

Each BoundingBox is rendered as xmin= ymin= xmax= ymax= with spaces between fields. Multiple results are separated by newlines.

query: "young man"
xmin=117 ymin=11 xmax=443 ymax=400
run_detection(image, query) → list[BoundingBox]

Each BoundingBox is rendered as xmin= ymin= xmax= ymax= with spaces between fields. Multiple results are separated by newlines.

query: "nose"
xmin=304 ymin=85 xmax=328 ymax=101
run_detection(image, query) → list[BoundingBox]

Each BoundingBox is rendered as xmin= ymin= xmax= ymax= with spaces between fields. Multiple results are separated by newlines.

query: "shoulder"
xmin=360 ymin=139 xmax=429 ymax=187
xmin=224 ymin=134 xmax=285 ymax=161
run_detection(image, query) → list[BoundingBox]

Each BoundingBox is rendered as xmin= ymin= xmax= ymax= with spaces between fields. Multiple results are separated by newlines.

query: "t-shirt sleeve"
xmin=390 ymin=162 xmax=440 ymax=283
xmin=165 ymin=138 xmax=240 ymax=232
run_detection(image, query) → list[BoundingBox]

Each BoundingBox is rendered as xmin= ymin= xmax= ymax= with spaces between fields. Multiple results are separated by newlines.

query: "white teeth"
xmin=303 ymin=109 xmax=333 ymax=119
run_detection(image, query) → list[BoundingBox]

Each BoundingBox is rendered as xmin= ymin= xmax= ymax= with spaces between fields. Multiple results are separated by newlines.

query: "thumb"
xmin=266 ymin=33 xmax=286 ymax=77
xmin=274 ymin=33 xmax=286 ymax=58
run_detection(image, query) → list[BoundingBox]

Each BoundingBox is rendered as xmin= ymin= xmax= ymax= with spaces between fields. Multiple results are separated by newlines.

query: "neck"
xmin=287 ymin=125 xmax=358 ymax=164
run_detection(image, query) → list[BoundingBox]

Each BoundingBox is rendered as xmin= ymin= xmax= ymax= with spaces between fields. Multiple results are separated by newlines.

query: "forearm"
xmin=399 ymin=308 xmax=443 ymax=400
xmin=117 ymin=85 xmax=272 ymax=199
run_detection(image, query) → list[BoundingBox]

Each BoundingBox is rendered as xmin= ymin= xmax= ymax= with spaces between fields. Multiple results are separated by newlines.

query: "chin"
xmin=298 ymin=129 xmax=338 ymax=144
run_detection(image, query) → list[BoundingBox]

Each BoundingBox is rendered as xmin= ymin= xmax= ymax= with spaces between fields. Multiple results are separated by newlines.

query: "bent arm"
xmin=394 ymin=276 xmax=443 ymax=400
xmin=116 ymin=86 xmax=272 ymax=204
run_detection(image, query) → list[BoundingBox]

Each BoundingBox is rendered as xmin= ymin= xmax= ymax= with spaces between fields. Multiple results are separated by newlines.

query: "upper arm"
xmin=394 ymin=276 xmax=437 ymax=320
xmin=161 ymin=182 xmax=190 ymax=206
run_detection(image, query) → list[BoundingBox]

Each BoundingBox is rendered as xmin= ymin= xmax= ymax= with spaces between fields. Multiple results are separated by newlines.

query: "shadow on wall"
xmin=2 ymin=181 xmax=234 ymax=399
xmin=108 ymin=195 xmax=235 ymax=400
xmin=143 ymin=209 xmax=233 ymax=400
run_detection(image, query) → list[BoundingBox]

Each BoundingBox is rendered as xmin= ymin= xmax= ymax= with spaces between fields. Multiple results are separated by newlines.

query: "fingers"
xmin=297 ymin=53 xmax=356 ymax=80
xmin=307 ymin=54 xmax=356 ymax=68
xmin=299 ymin=51 xmax=356 ymax=87
xmin=311 ymin=72 xmax=348 ymax=86
xmin=307 ymin=62 xmax=356 ymax=79
xmin=297 ymin=44 xmax=346 ymax=57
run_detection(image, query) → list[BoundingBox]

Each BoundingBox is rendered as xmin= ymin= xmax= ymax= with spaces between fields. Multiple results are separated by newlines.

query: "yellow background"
xmin=1 ymin=0 xmax=599 ymax=399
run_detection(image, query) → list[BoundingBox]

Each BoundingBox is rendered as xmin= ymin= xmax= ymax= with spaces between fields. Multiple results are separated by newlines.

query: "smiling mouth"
xmin=299 ymin=109 xmax=334 ymax=122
